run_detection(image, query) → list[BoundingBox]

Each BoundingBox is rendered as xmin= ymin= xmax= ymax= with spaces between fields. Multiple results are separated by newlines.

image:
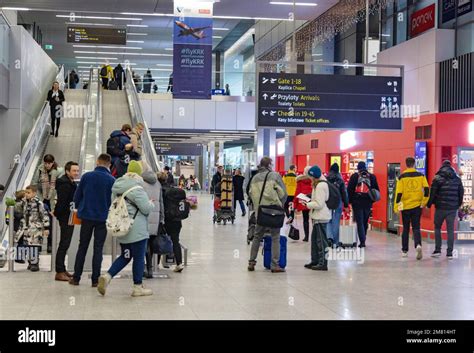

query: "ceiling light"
xmin=121 ymin=12 xmax=289 ymax=21
xmin=165 ymin=48 xmax=173 ymax=51
xmin=66 ymin=22 xmax=113 ymax=26
xmin=128 ymin=33 xmax=148 ymax=36
xmin=57 ymin=15 xmax=142 ymax=21
xmin=213 ymin=36 xmax=222 ymax=39
xmin=312 ymin=53 xmax=322 ymax=56
xmin=76 ymin=56 xmax=118 ymax=60
xmin=73 ymin=45 xmax=142 ymax=49
xmin=269 ymin=2 xmax=318 ymax=6
xmin=156 ymin=63 xmax=173 ymax=66
xmin=1 ymin=7 xmax=30 ymax=11
xmin=127 ymin=24 xmax=148 ymax=28
xmin=127 ymin=40 xmax=145 ymax=43
xmin=214 ymin=27 xmax=229 ymax=31
xmin=74 ymin=50 xmax=172 ymax=56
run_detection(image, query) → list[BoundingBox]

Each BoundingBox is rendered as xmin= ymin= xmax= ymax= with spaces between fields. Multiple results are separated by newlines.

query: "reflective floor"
xmin=1 ymin=193 xmax=474 ymax=320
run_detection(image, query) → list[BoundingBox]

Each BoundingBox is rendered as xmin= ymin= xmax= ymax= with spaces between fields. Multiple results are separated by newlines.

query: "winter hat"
xmin=308 ymin=165 xmax=322 ymax=179
xmin=127 ymin=160 xmax=143 ymax=175
xmin=357 ymin=161 xmax=367 ymax=171
xmin=330 ymin=163 xmax=339 ymax=173
xmin=442 ymin=160 xmax=451 ymax=167
xmin=304 ymin=166 xmax=311 ymax=175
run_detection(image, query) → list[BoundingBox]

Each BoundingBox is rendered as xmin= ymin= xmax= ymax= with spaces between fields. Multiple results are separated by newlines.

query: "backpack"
xmin=164 ymin=187 xmax=190 ymax=222
xmin=109 ymin=80 xmax=118 ymax=90
xmin=355 ymin=172 xmax=371 ymax=195
xmin=106 ymin=186 xmax=142 ymax=237
xmin=106 ymin=136 xmax=121 ymax=157
xmin=100 ymin=66 xmax=108 ymax=77
xmin=319 ymin=181 xmax=341 ymax=210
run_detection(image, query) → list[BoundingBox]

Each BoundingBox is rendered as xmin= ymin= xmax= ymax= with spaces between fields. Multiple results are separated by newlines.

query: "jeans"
xmin=55 ymin=220 xmax=74 ymax=273
xmin=250 ymin=225 xmax=280 ymax=269
xmin=166 ymin=221 xmax=183 ymax=265
xmin=107 ymin=238 xmax=148 ymax=285
xmin=353 ymin=207 xmax=371 ymax=245
xmin=233 ymin=199 xmax=246 ymax=215
xmin=73 ymin=219 xmax=107 ymax=284
xmin=311 ymin=222 xmax=329 ymax=267
xmin=284 ymin=196 xmax=295 ymax=220
xmin=302 ymin=210 xmax=310 ymax=240
xmin=327 ymin=202 xmax=343 ymax=245
xmin=434 ymin=209 xmax=457 ymax=255
xmin=401 ymin=207 xmax=422 ymax=252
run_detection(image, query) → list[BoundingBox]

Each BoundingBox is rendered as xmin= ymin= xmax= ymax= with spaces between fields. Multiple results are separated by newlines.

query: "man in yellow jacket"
xmin=283 ymin=165 xmax=297 ymax=224
xmin=394 ymin=157 xmax=430 ymax=260
xmin=100 ymin=62 xmax=114 ymax=89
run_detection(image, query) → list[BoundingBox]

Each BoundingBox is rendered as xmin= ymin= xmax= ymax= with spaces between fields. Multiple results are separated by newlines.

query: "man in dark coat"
xmin=427 ymin=160 xmax=464 ymax=259
xmin=232 ymin=168 xmax=246 ymax=216
xmin=211 ymin=165 xmax=223 ymax=195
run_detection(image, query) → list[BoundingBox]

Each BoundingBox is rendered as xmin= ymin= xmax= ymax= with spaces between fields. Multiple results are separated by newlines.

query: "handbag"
xmin=256 ymin=172 xmax=285 ymax=228
xmin=157 ymin=224 xmax=173 ymax=255
xmin=288 ymin=225 xmax=300 ymax=241
xmin=68 ymin=210 xmax=82 ymax=226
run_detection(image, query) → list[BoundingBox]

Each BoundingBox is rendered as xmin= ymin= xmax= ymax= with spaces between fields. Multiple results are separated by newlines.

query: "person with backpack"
xmin=347 ymin=161 xmax=380 ymax=248
xmin=293 ymin=166 xmax=313 ymax=242
xmin=283 ymin=165 xmax=297 ymax=224
xmin=46 ymin=81 xmax=65 ymax=137
xmin=32 ymin=154 xmax=60 ymax=253
xmin=427 ymin=160 xmax=464 ymax=259
xmin=97 ymin=161 xmax=154 ymax=297
xmin=158 ymin=172 xmax=189 ymax=273
xmin=326 ymin=163 xmax=349 ymax=248
xmin=113 ymin=64 xmax=126 ymax=90
xmin=142 ymin=170 xmax=164 ymax=278
xmin=394 ymin=157 xmax=430 ymax=260
xmin=70 ymin=154 xmax=115 ymax=287
xmin=248 ymin=157 xmax=287 ymax=273
xmin=107 ymin=124 xmax=133 ymax=166
xmin=100 ymin=62 xmax=114 ymax=89
xmin=112 ymin=145 xmax=141 ymax=179
xmin=65 ymin=70 xmax=79 ymax=89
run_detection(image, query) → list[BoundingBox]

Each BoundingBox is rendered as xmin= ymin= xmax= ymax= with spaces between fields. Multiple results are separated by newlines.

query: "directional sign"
xmin=67 ymin=26 xmax=127 ymax=45
xmin=258 ymin=72 xmax=403 ymax=130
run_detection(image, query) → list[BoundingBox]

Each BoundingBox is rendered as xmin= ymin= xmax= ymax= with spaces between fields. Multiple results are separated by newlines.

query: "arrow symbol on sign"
xmin=270 ymin=78 xmax=277 ymax=84
xmin=270 ymin=111 xmax=276 ymax=116
xmin=271 ymin=94 xmax=277 ymax=100
xmin=262 ymin=77 xmax=269 ymax=84
xmin=262 ymin=110 xmax=268 ymax=116
xmin=263 ymin=93 xmax=268 ymax=100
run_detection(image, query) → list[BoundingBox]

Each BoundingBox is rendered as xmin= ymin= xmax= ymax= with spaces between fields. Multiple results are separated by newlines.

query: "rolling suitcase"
xmin=108 ymin=80 xmax=118 ymax=90
xmin=263 ymin=236 xmax=287 ymax=269
xmin=339 ymin=219 xmax=357 ymax=248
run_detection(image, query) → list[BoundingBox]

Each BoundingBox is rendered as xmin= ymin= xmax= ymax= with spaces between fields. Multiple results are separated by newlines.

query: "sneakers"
xmin=247 ymin=261 xmax=256 ymax=272
xmin=97 ymin=273 xmax=112 ymax=296
xmin=271 ymin=267 xmax=286 ymax=273
xmin=173 ymin=264 xmax=185 ymax=273
xmin=431 ymin=250 xmax=441 ymax=258
xmin=416 ymin=245 xmax=423 ymax=260
xmin=401 ymin=252 xmax=408 ymax=258
xmin=131 ymin=284 xmax=153 ymax=297
xmin=29 ymin=264 xmax=39 ymax=272
xmin=447 ymin=254 xmax=454 ymax=260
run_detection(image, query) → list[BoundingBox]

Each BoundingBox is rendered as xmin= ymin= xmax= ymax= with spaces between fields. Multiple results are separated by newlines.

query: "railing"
xmin=125 ymin=67 xmax=162 ymax=173
xmin=0 ymin=65 xmax=65 ymax=267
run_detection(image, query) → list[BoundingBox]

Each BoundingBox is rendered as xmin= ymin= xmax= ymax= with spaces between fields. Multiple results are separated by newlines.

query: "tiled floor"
xmin=1 ymin=193 xmax=474 ymax=320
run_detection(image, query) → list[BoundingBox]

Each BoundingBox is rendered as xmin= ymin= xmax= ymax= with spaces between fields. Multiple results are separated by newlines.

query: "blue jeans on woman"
xmin=107 ymin=238 xmax=148 ymax=285
xmin=327 ymin=202 xmax=343 ymax=246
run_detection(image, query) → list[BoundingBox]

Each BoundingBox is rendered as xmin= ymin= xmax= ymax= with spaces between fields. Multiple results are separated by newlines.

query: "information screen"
xmin=67 ymin=26 xmax=127 ymax=45
xmin=258 ymin=73 xmax=403 ymax=130
xmin=155 ymin=142 xmax=203 ymax=156
xmin=415 ymin=141 xmax=428 ymax=176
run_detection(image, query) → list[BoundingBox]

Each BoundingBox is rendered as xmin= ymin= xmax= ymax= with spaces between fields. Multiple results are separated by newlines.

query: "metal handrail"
xmin=124 ymin=67 xmax=161 ymax=173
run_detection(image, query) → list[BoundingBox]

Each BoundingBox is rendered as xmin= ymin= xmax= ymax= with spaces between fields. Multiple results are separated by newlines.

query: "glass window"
xmin=381 ymin=19 xmax=394 ymax=50
xmin=396 ymin=10 xmax=408 ymax=45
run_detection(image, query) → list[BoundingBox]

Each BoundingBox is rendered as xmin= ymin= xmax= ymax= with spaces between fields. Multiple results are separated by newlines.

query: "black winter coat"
xmin=326 ymin=171 xmax=349 ymax=208
xmin=347 ymin=170 xmax=380 ymax=209
xmin=47 ymin=89 xmax=65 ymax=107
xmin=211 ymin=172 xmax=222 ymax=194
xmin=54 ymin=174 xmax=77 ymax=223
xmin=233 ymin=175 xmax=245 ymax=201
xmin=427 ymin=166 xmax=464 ymax=210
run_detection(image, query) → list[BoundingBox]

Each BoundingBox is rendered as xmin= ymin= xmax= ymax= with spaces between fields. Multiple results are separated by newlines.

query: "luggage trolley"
xmin=213 ymin=174 xmax=235 ymax=225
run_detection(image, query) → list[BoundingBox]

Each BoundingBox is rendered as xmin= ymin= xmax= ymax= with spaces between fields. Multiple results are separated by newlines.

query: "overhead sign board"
xmin=155 ymin=142 xmax=203 ymax=156
xmin=442 ymin=0 xmax=473 ymax=23
xmin=410 ymin=4 xmax=436 ymax=37
xmin=67 ymin=26 xmax=127 ymax=45
xmin=258 ymin=73 xmax=403 ymax=130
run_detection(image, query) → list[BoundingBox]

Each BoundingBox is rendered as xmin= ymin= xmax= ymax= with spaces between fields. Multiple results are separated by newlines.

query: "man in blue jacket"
xmin=70 ymin=154 xmax=115 ymax=286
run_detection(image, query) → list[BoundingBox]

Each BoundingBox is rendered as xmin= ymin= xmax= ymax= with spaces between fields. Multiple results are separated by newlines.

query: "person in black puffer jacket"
xmin=326 ymin=163 xmax=349 ymax=247
xmin=427 ymin=160 xmax=464 ymax=259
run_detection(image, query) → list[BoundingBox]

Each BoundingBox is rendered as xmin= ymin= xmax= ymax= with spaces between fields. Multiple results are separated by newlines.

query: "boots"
xmin=97 ymin=273 xmax=112 ymax=296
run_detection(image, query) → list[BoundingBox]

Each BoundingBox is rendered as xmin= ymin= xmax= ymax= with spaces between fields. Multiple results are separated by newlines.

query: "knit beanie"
xmin=127 ymin=160 xmax=143 ymax=175
xmin=330 ymin=163 xmax=339 ymax=173
xmin=308 ymin=165 xmax=322 ymax=179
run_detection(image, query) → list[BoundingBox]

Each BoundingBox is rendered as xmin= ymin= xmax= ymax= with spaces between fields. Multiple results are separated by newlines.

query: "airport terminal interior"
xmin=0 ymin=0 xmax=474 ymax=322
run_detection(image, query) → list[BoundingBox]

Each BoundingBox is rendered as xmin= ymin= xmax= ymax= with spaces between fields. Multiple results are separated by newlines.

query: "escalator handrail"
xmin=78 ymin=68 xmax=96 ymax=175
xmin=124 ymin=68 xmax=161 ymax=173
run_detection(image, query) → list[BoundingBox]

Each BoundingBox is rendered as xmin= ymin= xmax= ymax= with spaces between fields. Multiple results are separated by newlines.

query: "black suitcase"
xmin=108 ymin=80 xmax=118 ymax=90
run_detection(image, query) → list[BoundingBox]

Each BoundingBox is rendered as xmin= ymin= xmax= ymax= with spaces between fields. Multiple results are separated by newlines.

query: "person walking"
xmin=302 ymin=165 xmax=332 ymax=271
xmin=97 ymin=161 xmax=154 ymax=297
xmin=326 ymin=163 xmax=349 ymax=248
xmin=113 ymin=64 xmax=126 ymax=90
xmin=107 ymin=124 xmax=133 ymax=166
xmin=248 ymin=157 xmax=287 ymax=273
xmin=347 ymin=161 xmax=380 ymax=248
xmin=211 ymin=165 xmax=223 ymax=195
xmin=394 ymin=157 xmax=430 ymax=260
xmin=100 ymin=62 xmax=114 ymax=89
xmin=283 ymin=165 xmax=297 ymax=224
xmin=70 ymin=154 xmax=115 ymax=287
xmin=46 ymin=81 xmax=65 ymax=137
xmin=142 ymin=70 xmax=154 ymax=94
xmin=142 ymin=170 xmax=164 ymax=278
xmin=32 ymin=154 xmax=59 ymax=254
xmin=427 ymin=160 xmax=464 ymax=259
xmin=54 ymin=161 xmax=80 ymax=281
xmin=293 ymin=166 xmax=313 ymax=242
xmin=66 ymin=70 xmax=79 ymax=89
xmin=232 ymin=168 xmax=246 ymax=216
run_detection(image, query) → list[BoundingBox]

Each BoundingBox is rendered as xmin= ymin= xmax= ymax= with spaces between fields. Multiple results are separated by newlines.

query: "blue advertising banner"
xmin=442 ymin=0 xmax=473 ymax=23
xmin=173 ymin=0 xmax=213 ymax=99
xmin=415 ymin=141 xmax=428 ymax=176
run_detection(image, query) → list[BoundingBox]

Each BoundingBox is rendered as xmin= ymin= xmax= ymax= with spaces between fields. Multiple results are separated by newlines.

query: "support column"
xmin=256 ymin=128 xmax=277 ymax=165
xmin=284 ymin=129 xmax=296 ymax=171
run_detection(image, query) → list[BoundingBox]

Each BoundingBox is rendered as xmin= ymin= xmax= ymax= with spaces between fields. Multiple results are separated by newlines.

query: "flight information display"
xmin=258 ymin=73 xmax=403 ymax=130
xmin=155 ymin=142 xmax=203 ymax=156
xmin=67 ymin=26 xmax=127 ymax=45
